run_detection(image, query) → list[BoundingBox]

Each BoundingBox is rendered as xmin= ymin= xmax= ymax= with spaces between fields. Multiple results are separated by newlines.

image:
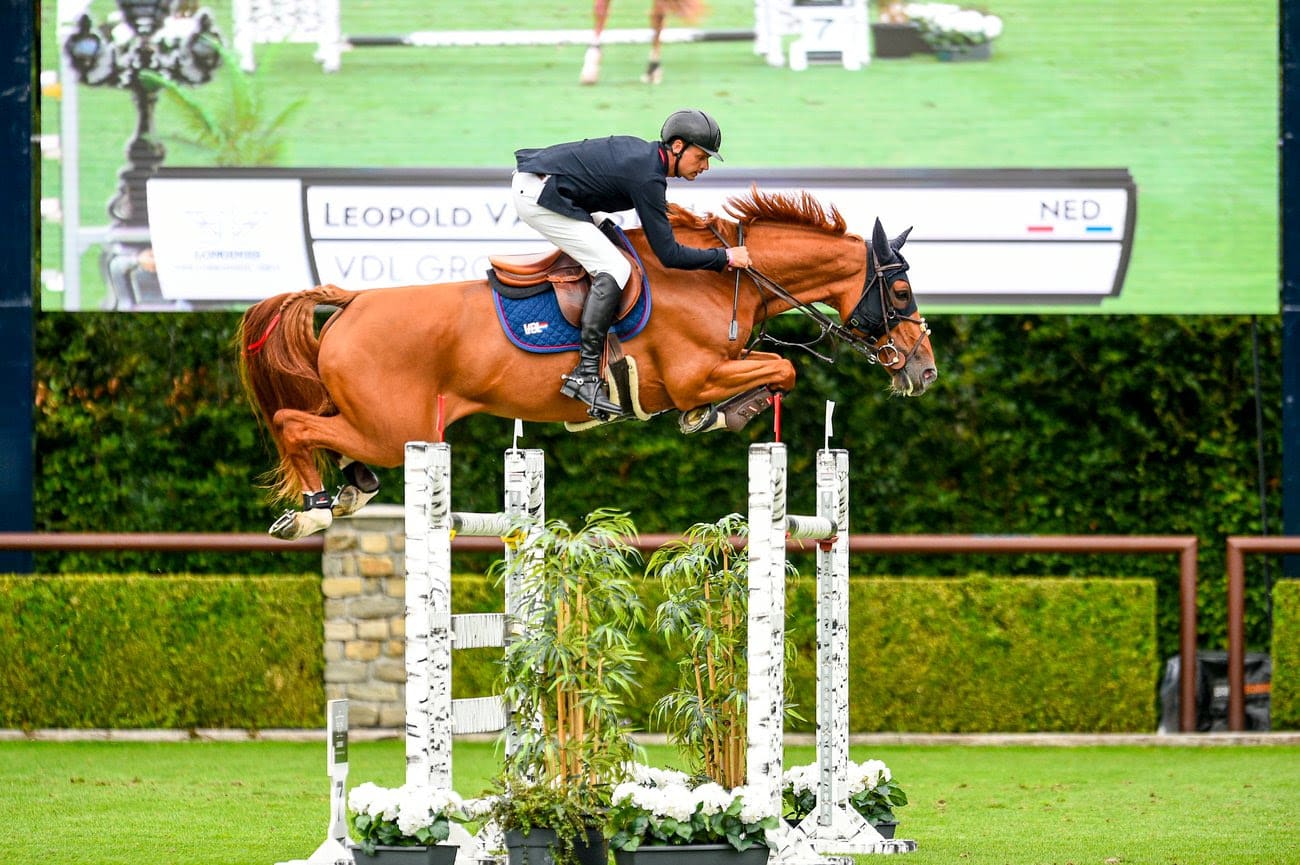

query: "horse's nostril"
xmin=922 ymin=368 xmax=938 ymax=384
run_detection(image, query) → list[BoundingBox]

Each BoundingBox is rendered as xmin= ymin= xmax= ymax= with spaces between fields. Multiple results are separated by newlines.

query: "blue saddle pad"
xmin=493 ymin=285 xmax=651 ymax=353
xmin=492 ymin=227 xmax=652 ymax=353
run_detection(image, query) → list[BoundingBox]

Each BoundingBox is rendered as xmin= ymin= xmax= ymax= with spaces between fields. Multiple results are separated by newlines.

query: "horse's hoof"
xmin=679 ymin=405 xmax=722 ymax=434
xmin=580 ymin=46 xmax=601 ymax=85
xmin=268 ymin=507 xmax=334 ymax=540
xmin=332 ymin=484 xmax=377 ymax=518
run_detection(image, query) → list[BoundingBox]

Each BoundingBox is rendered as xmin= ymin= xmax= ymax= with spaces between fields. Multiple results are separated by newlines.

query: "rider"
xmin=512 ymin=108 xmax=752 ymax=417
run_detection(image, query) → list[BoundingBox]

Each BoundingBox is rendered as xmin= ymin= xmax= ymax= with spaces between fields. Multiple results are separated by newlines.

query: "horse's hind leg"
xmin=269 ymin=409 xmax=390 ymax=540
xmin=581 ymin=0 xmax=611 ymax=84
xmin=332 ymin=457 xmax=381 ymax=518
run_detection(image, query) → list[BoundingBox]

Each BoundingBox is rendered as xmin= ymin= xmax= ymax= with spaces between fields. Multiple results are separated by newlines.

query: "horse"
xmin=580 ymin=0 xmax=702 ymax=84
xmin=237 ymin=188 xmax=937 ymax=540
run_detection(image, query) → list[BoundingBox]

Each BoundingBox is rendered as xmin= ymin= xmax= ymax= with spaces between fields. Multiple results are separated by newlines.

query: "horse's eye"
xmin=893 ymin=288 xmax=911 ymax=303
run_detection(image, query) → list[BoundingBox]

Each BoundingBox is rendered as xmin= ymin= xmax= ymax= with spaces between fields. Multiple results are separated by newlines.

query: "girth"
xmin=488 ymin=247 xmax=644 ymax=328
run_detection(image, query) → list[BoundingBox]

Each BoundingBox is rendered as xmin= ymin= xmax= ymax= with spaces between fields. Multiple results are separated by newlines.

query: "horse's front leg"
xmin=692 ymin=351 xmax=797 ymax=404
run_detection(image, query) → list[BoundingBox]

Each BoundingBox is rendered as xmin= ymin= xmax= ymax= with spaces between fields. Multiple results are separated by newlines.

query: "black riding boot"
xmin=561 ymin=272 xmax=626 ymax=418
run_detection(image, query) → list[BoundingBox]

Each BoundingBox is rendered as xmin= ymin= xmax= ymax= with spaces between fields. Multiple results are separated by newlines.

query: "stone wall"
xmin=320 ymin=504 xmax=407 ymax=728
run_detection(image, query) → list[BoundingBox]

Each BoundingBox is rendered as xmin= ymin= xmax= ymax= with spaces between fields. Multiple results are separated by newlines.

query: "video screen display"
xmin=38 ymin=0 xmax=1277 ymax=314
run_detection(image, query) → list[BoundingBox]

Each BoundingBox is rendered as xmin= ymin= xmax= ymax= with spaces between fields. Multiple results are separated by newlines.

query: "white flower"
xmin=692 ymin=783 xmax=733 ymax=816
xmin=612 ymin=781 xmax=643 ymax=806
xmin=349 ymin=782 xmax=463 ymax=838
xmin=845 ymin=759 xmax=892 ymax=795
xmin=730 ymin=786 xmax=776 ymax=825
xmin=348 ymin=781 xmax=384 ymax=815
xmin=620 ymin=763 xmax=696 ymax=797
xmin=903 ymin=2 xmax=1002 ymax=45
xmin=659 ymin=791 xmax=696 ymax=823
xmin=782 ymin=763 xmax=817 ymax=795
xmin=396 ymin=786 xmax=433 ymax=836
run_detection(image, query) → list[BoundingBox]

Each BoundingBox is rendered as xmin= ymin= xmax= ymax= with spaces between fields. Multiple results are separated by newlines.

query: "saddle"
xmin=488 ymin=247 xmax=644 ymax=327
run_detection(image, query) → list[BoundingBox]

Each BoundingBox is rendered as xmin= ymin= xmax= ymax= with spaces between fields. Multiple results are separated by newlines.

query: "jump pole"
xmin=746 ymin=440 xmax=916 ymax=860
xmin=403 ymin=439 xmax=545 ymax=790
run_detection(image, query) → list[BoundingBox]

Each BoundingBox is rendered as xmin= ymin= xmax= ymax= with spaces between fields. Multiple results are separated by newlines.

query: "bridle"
xmin=711 ymin=223 xmax=931 ymax=369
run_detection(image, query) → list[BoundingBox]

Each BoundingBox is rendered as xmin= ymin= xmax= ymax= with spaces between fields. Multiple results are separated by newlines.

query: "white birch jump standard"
xmin=746 ymin=442 xmax=916 ymax=860
xmin=403 ymin=441 xmax=544 ymax=791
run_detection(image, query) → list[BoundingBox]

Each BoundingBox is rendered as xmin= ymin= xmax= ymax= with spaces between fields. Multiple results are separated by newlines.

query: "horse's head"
xmin=843 ymin=219 xmax=937 ymax=397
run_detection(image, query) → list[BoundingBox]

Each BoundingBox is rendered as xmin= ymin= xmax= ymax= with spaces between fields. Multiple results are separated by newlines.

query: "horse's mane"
xmin=667 ymin=187 xmax=849 ymax=236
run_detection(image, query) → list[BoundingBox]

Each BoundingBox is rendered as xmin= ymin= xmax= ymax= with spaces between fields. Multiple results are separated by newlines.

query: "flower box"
xmin=505 ymin=827 xmax=607 ymax=865
xmin=614 ymin=844 xmax=769 ymax=865
xmin=870 ymin=22 xmax=934 ymax=58
xmin=935 ymin=41 xmax=992 ymax=61
xmin=352 ymin=844 xmax=457 ymax=865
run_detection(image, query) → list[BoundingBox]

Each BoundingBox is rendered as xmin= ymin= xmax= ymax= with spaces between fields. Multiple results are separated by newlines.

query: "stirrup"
xmin=561 ymin=372 xmax=626 ymax=418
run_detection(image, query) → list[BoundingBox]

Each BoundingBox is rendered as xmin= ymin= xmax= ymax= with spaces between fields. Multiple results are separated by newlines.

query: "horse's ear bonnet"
xmin=661 ymin=108 xmax=724 ymax=161
xmin=870 ymin=218 xmax=895 ymax=265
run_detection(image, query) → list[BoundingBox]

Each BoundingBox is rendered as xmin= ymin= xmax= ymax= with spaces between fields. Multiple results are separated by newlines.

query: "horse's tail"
xmin=236 ymin=284 xmax=359 ymax=503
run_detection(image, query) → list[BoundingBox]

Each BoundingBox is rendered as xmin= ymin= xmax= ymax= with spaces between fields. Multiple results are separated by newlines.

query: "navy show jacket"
xmin=515 ymin=135 xmax=728 ymax=272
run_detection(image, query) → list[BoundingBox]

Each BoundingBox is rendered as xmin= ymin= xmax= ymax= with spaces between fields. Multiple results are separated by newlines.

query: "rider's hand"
xmin=725 ymin=246 xmax=752 ymax=270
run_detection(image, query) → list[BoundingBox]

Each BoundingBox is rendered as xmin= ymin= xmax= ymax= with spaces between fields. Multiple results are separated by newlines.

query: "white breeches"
xmin=511 ymin=171 xmax=632 ymax=288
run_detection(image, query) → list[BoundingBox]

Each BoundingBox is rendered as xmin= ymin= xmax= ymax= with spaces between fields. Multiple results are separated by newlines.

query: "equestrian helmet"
xmin=660 ymin=109 xmax=723 ymax=161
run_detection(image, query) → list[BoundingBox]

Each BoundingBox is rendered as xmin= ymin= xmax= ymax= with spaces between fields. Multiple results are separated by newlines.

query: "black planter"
xmin=505 ymin=827 xmax=607 ymax=865
xmin=352 ymin=844 xmax=458 ymax=865
xmin=870 ymin=22 xmax=934 ymax=58
xmin=614 ymin=844 xmax=769 ymax=865
xmin=873 ymin=820 xmax=898 ymax=840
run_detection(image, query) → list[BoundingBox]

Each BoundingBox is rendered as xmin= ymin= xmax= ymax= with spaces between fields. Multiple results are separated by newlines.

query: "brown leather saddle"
xmin=488 ymin=247 xmax=643 ymax=327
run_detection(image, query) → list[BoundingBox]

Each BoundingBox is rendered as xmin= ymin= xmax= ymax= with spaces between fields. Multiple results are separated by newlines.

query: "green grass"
xmin=38 ymin=0 xmax=1276 ymax=312
xmin=2 ymin=740 xmax=1296 ymax=865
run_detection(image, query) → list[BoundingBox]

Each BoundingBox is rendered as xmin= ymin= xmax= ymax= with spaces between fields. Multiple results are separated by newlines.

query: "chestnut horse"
xmin=581 ymin=0 xmax=702 ymax=84
xmin=238 ymin=189 xmax=937 ymax=539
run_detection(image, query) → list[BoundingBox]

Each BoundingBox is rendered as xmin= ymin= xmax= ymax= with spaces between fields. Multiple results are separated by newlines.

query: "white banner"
xmin=147 ymin=167 xmax=1136 ymax=305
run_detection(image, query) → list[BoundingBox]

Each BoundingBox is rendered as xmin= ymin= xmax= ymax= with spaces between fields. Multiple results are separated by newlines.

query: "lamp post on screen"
xmin=63 ymin=0 xmax=222 ymax=303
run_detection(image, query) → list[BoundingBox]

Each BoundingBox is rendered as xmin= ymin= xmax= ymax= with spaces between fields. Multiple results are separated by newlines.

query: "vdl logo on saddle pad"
xmin=492 ymin=287 xmax=651 ymax=352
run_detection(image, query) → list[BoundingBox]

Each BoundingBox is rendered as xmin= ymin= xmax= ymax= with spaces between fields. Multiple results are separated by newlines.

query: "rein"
xmin=707 ymin=223 xmax=930 ymax=368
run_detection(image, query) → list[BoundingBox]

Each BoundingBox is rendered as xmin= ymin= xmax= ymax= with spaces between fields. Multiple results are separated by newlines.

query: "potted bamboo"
xmin=646 ymin=514 xmax=754 ymax=789
xmin=491 ymin=508 xmax=646 ymax=865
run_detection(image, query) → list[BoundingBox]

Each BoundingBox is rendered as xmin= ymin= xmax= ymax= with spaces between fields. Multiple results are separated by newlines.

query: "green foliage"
xmin=647 ymin=514 xmax=751 ymax=788
xmin=348 ymin=783 xmax=464 ymax=854
xmin=605 ymin=772 xmax=777 ymax=852
xmin=1271 ymin=580 xmax=1300 ymax=730
xmin=496 ymin=509 xmax=645 ymax=787
xmin=486 ymin=776 xmax=605 ymax=865
xmin=0 ymin=574 xmax=323 ymax=728
xmin=143 ymin=42 xmax=307 ymax=166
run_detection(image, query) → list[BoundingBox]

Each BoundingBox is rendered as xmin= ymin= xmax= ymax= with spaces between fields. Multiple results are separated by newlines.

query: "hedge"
xmin=0 ymin=575 xmax=324 ymax=729
xmin=1273 ymin=580 xmax=1300 ymax=730
xmin=2 ymin=573 xmax=1154 ymax=731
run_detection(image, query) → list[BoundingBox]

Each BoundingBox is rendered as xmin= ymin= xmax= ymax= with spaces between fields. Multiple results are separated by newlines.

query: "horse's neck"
xmin=631 ymin=223 xmax=857 ymax=318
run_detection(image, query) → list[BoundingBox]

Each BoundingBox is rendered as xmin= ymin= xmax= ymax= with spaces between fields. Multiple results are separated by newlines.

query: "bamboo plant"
xmin=495 ymin=507 xmax=645 ymax=805
xmin=647 ymin=513 xmax=800 ymax=790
